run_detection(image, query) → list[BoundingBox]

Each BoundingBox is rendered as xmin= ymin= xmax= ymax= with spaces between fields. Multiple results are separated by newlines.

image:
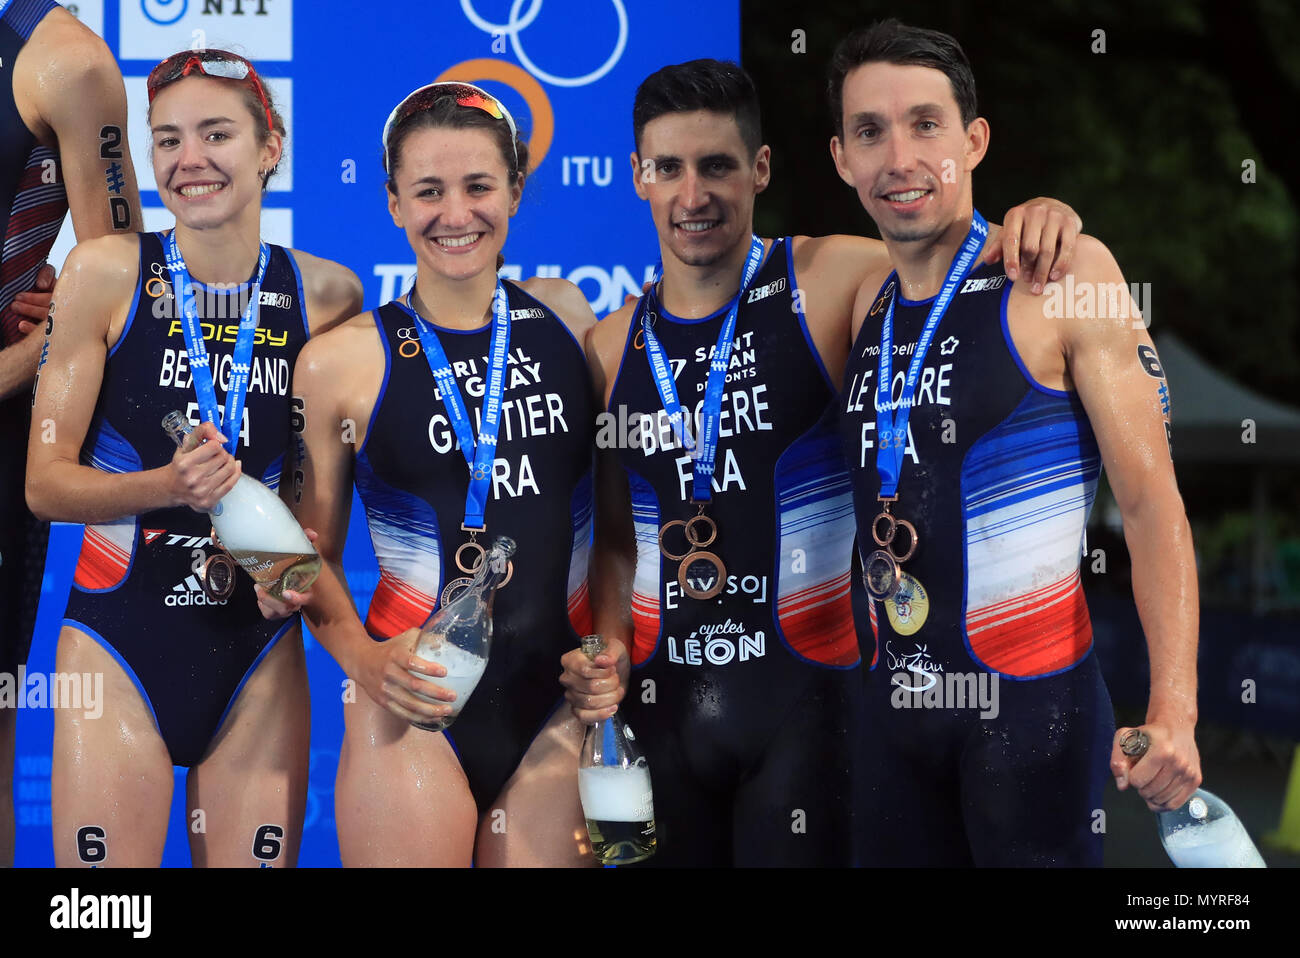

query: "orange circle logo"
xmin=399 ymin=339 xmax=421 ymax=359
xmin=146 ymin=277 xmax=169 ymax=299
xmin=436 ymin=59 xmax=555 ymax=172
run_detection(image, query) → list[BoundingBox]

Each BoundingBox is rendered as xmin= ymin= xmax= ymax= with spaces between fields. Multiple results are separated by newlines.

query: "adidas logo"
xmin=165 ymin=574 xmax=227 ymax=607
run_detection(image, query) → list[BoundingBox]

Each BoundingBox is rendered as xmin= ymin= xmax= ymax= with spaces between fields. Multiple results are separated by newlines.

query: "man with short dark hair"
xmin=561 ymin=57 xmax=1082 ymax=866
xmin=829 ymin=19 xmax=1199 ymax=865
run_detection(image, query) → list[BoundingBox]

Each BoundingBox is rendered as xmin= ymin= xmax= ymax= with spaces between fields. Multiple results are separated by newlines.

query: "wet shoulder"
xmin=516 ymin=277 xmax=597 ymax=357
xmin=286 ymin=248 xmax=364 ymax=336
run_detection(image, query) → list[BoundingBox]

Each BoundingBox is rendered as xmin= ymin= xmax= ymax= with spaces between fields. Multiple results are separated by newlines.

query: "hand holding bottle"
xmin=560 ymin=634 xmax=630 ymax=723
xmin=252 ymin=528 xmax=320 ymax=619
xmin=162 ymin=411 xmax=321 ymax=598
xmin=1111 ymin=718 xmax=1202 ymax=812
xmin=405 ymin=537 xmax=514 ymax=732
xmin=577 ymin=634 xmax=655 ymax=865
xmin=348 ymin=627 xmax=458 ymax=726
xmin=1120 ymin=728 xmax=1264 ymax=867
xmin=167 ymin=420 xmax=242 ymax=511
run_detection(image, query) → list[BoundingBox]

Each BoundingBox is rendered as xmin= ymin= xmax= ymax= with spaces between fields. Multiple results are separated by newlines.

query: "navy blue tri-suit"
xmin=609 ymin=238 xmax=861 ymax=866
xmin=0 ymin=0 xmax=66 ymax=680
xmin=354 ymin=286 xmax=596 ymax=813
xmin=62 ymin=231 xmax=310 ymax=767
xmin=841 ymin=262 xmax=1115 ymax=866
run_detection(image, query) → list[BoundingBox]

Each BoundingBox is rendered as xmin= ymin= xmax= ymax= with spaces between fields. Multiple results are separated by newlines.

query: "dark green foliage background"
xmin=743 ymin=0 xmax=1298 ymax=403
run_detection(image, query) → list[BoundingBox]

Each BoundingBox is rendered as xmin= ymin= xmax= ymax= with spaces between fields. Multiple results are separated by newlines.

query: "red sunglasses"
xmin=147 ymin=50 xmax=274 ymax=133
xmin=382 ymin=81 xmax=519 ymax=173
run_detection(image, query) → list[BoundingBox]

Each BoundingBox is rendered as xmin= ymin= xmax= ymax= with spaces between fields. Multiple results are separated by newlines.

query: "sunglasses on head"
xmin=382 ymin=81 xmax=519 ymax=173
xmin=147 ymin=50 xmax=274 ymax=133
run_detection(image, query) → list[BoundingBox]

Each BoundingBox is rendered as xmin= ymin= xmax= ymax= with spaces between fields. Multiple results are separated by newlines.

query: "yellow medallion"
xmin=885 ymin=571 xmax=929 ymax=636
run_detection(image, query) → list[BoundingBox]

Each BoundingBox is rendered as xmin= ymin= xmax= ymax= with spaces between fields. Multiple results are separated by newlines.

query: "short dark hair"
xmin=827 ymin=19 xmax=978 ymax=137
xmin=633 ymin=59 xmax=762 ymax=157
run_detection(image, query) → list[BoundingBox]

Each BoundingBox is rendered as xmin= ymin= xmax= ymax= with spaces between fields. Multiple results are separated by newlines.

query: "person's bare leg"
xmin=187 ymin=626 xmax=310 ymax=868
xmin=475 ymin=706 xmax=594 ymax=867
xmin=51 ymin=626 xmax=172 ymax=867
xmin=335 ymin=690 xmax=477 ymax=867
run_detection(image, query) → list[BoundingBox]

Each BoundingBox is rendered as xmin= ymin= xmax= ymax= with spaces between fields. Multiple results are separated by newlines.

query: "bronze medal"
xmin=872 ymin=509 xmax=917 ymax=561
xmin=863 ymin=549 xmax=901 ymax=601
xmin=685 ymin=513 xmax=717 ymax=549
xmin=455 ymin=539 xmax=486 ymax=575
xmin=679 ymin=550 xmax=726 ymax=600
xmin=440 ymin=576 xmax=475 ymax=607
xmin=661 ymin=506 xmax=724 ymax=600
xmin=441 ymin=557 xmax=512 ymax=607
xmin=452 ymin=531 xmax=511 ymax=598
xmin=864 ymin=499 xmax=919 ymax=602
xmin=658 ymin=519 xmax=692 ymax=561
xmin=201 ymin=552 xmax=238 ymax=602
xmin=872 ymin=510 xmax=897 ymax=547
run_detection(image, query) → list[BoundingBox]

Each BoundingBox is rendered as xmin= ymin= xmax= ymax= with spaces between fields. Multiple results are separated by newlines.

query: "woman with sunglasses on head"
xmin=26 ymin=49 xmax=362 ymax=867
xmin=274 ymin=83 xmax=598 ymax=866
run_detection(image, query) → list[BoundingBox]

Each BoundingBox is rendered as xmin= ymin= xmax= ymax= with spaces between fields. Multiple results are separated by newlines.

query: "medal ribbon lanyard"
xmin=875 ymin=212 xmax=988 ymax=496
xmin=393 ymin=282 xmax=511 ymax=530
xmin=640 ymin=234 xmax=766 ymax=504
xmin=164 ymin=229 xmax=270 ymax=457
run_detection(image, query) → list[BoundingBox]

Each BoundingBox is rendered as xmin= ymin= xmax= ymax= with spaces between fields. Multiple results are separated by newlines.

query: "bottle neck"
xmin=479 ymin=567 xmax=508 ymax=593
xmin=163 ymin=412 xmax=195 ymax=449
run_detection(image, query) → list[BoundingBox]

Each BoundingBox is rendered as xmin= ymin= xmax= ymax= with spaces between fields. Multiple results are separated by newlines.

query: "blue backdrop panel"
xmin=15 ymin=0 xmax=739 ymax=867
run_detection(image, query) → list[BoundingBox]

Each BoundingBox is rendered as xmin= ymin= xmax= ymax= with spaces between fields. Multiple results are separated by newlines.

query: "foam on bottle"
xmin=579 ymin=765 xmax=654 ymax=822
xmin=1162 ymin=816 xmax=1266 ymax=868
xmin=212 ymin=476 xmax=314 ymax=553
xmin=410 ymin=640 xmax=488 ymax=712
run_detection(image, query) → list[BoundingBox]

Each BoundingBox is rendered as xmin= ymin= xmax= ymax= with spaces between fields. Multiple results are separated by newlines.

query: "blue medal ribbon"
xmin=393 ymin=281 xmax=511 ymax=530
xmin=164 ymin=229 xmax=270 ymax=457
xmin=875 ymin=212 xmax=988 ymax=497
xmin=640 ymin=234 xmax=766 ymax=504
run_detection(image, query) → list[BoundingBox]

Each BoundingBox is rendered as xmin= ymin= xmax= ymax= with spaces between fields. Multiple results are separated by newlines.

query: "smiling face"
xmin=387 ymin=125 xmax=521 ymax=283
xmin=831 ymin=61 xmax=987 ymax=245
xmin=632 ymin=110 xmax=770 ymax=269
xmin=149 ymin=75 xmax=280 ymax=230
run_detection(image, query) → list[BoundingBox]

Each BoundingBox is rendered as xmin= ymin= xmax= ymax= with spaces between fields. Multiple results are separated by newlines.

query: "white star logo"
xmin=939 ymin=335 xmax=960 ymax=356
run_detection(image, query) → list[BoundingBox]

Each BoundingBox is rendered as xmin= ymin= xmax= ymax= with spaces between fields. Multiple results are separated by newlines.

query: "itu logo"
xmin=460 ymin=0 xmax=628 ymax=87
xmin=141 ymin=0 xmax=188 ymax=24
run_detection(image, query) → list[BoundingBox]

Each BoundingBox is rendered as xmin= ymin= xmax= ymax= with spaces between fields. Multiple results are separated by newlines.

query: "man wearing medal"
xmin=831 ymin=20 xmax=1200 ymax=865
xmin=564 ymin=59 xmax=1084 ymax=866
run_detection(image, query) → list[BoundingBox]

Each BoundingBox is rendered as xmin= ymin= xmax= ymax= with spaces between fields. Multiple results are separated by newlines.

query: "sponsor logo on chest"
xmin=960 ymin=275 xmax=1006 ymax=294
xmin=745 ymin=277 xmax=786 ymax=304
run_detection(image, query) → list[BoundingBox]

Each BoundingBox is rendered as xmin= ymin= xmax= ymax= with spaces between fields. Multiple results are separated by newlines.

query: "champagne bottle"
xmin=408 ymin=536 xmax=515 ymax=732
xmin=1121 ymin=729 xmax=1267 ymax=867
xmin=578 ymin=634 xmax=656 ymax=865
xmin=162 ymin=410 xmax=321 ymax=598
